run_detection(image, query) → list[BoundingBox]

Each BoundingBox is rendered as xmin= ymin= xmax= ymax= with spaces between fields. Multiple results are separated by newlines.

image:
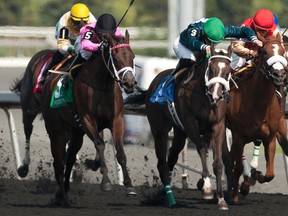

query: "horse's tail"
xmin=10 ymin=77 xmax=23 ymax=95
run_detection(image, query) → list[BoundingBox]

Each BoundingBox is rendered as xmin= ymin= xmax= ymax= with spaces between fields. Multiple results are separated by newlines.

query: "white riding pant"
xmin=173 ymin=37 xmax=197 ymax=61
xmin=74 ymin=36 xmax=92 ymax=60
xmin=230 ymin=52 xmax=246 ymax=71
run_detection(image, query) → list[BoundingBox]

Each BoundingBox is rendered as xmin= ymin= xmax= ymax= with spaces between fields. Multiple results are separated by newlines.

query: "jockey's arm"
xmin=57 ymin=27 xmax=74 ymax=55
xmin=231 ymin=40 xmax=258 ymax=58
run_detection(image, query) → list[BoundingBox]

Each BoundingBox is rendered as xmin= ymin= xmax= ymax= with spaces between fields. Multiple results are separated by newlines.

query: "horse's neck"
xmin=79 ymin=59 xmax=115 ymax=90
xmin=244 ymin=68 xmax=276 ymax=106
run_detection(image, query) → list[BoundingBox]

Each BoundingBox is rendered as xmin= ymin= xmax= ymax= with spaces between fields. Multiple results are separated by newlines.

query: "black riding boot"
xmin=62 ymin=54 xmax=86 ymax=89
xmin=41 ymin=50 xmax=64 ymax=84
xmin=170 ymin=58 xmax=194 ymax=76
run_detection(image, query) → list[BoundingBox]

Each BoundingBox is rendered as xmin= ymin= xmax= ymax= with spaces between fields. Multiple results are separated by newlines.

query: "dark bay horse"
xmin=226 ymin=33 xmax=288 ymax=203
xmin=11 ymin=49 xmax=57 ymax=178
xmin=145 ymin=45 xmax=233 ymax=210
xmin=13 ymin=30 xmax=137 ymax=205
xmin=11 ymin=50 xmax=84 ymax=180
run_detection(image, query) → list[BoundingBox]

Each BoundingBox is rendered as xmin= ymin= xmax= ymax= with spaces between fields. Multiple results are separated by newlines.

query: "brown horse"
xmin=13 ymin=30 xmax=137 ymax=205
xmin=225 ymin=33 xmax=288 ymax=203
xmin=145 ymin=44 xmax=233 ymax=210
xmin=11 ymin=50 xmax=85 ymax=181
xmin=11 ymin=49 xmax=58 ymax=178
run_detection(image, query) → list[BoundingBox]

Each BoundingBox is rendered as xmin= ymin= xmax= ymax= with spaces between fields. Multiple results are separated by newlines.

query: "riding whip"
xmin=117 ymin=0 xmax=135 ymax=27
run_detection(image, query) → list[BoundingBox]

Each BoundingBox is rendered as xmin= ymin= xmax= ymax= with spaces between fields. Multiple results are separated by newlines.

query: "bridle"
xmin=260 ymin=40 xmax=287 ymax=83
xmin=101 ymin=42 xmax=135 ymax=86
xmin=204 ymin=54 xmax=232 ymax=105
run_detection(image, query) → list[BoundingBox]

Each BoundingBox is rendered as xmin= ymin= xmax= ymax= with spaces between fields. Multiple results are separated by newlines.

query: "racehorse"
xmin=10 ymin=49 xmax=85 ymax=182
xmin=13 ymin=30 xmax=137 ymax=206
xmin=145 ymin=44 xmax=233 ymax=210
xmin=10 ymin=49 xmax=63 ymax=178
xmin=225 ymin=32 xmax=288 ymax=203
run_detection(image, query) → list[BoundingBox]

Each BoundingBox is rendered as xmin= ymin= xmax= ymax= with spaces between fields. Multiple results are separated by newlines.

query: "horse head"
xmin=205 ymin=44 xmax=232 ymax=106
xmin=257 ymin=32 xmax=287 ymax=86
xmin=102 ymin=30 xmax=136 ymax=94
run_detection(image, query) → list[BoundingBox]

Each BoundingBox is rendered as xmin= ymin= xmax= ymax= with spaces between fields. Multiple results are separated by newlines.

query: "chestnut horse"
xmin=226 ymin=33 xmax=288 ymax=203
xmin=13 ymin=30 xmax=137 ymax=205
xmin=145 ymin=45 xmax=233 ymax=210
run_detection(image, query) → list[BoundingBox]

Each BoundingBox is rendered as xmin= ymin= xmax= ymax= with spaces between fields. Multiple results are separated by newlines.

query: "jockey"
xmin=231 ymin=9 xmax=281 ymax=71
xmin=61 ymin=13 xmax=123 ymax=88
xmin=171 ymin=17 xmax=262 ymax=76
xmin=39 ymin=3 xmax=96 ymax=87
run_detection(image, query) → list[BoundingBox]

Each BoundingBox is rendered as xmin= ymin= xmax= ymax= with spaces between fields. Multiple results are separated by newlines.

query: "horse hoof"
xmin=202 ymin=188 xmax=214 ymax=200
xmin=72 ymin=169 xmax=83 ymax=184
xmin=53 ymin=191 xmax=69 ymax=207
xmin=218 ymin=198 xmax=229 ymax=211
xmin=197 ymin=178 xmax=204 ymax=191
xmin=101 ymin=182 xmax=112 ymax=191
xmin=84 ymin=159 xmax=101 ymax=171
xmin=232 ymin=194 xmax=239 ymax=203
xmin=240 ymin=176 xmax=250 ymax=196
xmin=17 ymin=165 xmax=29 ymax=178
xmin=250 ymin=177 xmax=256 ymax=186
xmin=126 ymin=187 xmax=137 ymax=195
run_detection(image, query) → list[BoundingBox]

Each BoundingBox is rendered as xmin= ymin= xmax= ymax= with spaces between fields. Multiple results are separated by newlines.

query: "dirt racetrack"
xmin=1 ymin=67 xmax=288 ymax=215
xmin=0 ymin=178 xmax=287 ymax=216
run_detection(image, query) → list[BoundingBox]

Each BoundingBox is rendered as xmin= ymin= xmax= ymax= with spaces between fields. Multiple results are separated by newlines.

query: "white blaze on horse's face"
xmin=212 ymin=62 xmax=226 ymax=100
xmin=270 ymin=44 xmax=287 ymax=70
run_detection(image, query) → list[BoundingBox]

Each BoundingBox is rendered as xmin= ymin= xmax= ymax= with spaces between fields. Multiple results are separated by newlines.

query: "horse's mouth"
xmin=123 ymin=85 xmax=135 ymax=94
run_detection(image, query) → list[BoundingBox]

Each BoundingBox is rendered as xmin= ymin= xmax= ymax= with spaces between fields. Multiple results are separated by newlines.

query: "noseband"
xmin=261 ymin=40 xmax=287 ymax=83
xmin=205 ymin=55 xmax=232 ymax=103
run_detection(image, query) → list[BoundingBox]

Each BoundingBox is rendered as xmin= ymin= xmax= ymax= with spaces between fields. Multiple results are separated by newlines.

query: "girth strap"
xmin=167 ymin=100 xmax=184 ymax=130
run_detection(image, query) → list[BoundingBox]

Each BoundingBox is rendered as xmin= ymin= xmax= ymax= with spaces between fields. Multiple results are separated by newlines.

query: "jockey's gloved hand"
xmin=205 ymin=45 xmax=211 ymax=58
xmin=67 ymin=45 xmax=74 ymax=55
xmin=254 ymin=39 xmax=263 ymax=47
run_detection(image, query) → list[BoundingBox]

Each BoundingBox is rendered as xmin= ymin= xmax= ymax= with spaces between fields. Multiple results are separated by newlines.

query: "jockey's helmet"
xmin=253 ymin=9 xmax=274 ymax=30
xmin=204 ymin=17 xmax=225 ymax=43
xmin=95 ymin=14 xmax=117 ymax=35
xmin=70 ymin=3 xmax=90 ymax=22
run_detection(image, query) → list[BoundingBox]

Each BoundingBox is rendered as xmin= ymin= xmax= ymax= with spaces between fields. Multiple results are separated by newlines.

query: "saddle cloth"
xmin=150 ymin=75 xmax=175 ymax=105
xmin=50 ymin=76 xmax=73 ymax=109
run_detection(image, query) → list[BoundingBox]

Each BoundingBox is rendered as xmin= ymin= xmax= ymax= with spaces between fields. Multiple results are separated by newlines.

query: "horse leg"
xmin=82 ymin=131 xmax=103 ymax=171
xmin=111 ymin=119 xmax=136 ymax=195
xmin=276 ymin=115 xmax=288 ymax=155
xmin=252 ymin=138 xmax=276 ymax=183
xmin=222 ymin=133 xmax=234 ymax=199
xmin=211 ymin=123 xmax=229 ymax=210
xmin=64 ymin=128 xmax=84 ymax=192
xmin=167 ymin=127 xmax=187 ymax=185
xmin=230 ymin=137 xmax=245 ymax=203
xmin=194 ymin=133 xmax=213 ymax=200
xmin=93 ymin=134 xmax=112 ymax=191
xmin=153 ymin=130 xmax=176 ymax=207
xmin=17 ymin=110 xmax=37 ymax=178
xmin=49 ymin=131 xmax=68 ymax=206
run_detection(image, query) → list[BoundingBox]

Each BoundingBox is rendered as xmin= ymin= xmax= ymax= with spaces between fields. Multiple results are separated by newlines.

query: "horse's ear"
xmin=101 ymin=33 xmax=112 ymax=42
xmin=210 ymin=43 xmax=215 ymax=55
xmin=125 ymin=30 xmax=130 ymax=42
xmin=276 ymin=32 xmax=282 ymax=42
xmin=227 ymin=45 xmax=233 ymax=57
xmin=256 ymin=31 xmax=265 ymax=43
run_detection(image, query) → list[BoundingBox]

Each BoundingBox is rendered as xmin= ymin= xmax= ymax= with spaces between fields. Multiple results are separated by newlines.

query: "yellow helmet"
xmin=70 ymin=3 xmax=90 ymax=21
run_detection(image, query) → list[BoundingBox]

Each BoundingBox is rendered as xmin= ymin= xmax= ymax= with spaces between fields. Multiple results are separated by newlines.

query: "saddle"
xmin=230 ymin=61 xmax=256 ymax=89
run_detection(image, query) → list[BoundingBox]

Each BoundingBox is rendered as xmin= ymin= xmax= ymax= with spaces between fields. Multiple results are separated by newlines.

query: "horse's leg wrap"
xmin=163 ymin=184 xmax=176 ymax=207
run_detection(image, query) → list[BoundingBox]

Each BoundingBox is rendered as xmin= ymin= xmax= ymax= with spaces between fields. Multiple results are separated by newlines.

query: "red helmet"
xmin=253 ymin=9 xmax=274 ymax=30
